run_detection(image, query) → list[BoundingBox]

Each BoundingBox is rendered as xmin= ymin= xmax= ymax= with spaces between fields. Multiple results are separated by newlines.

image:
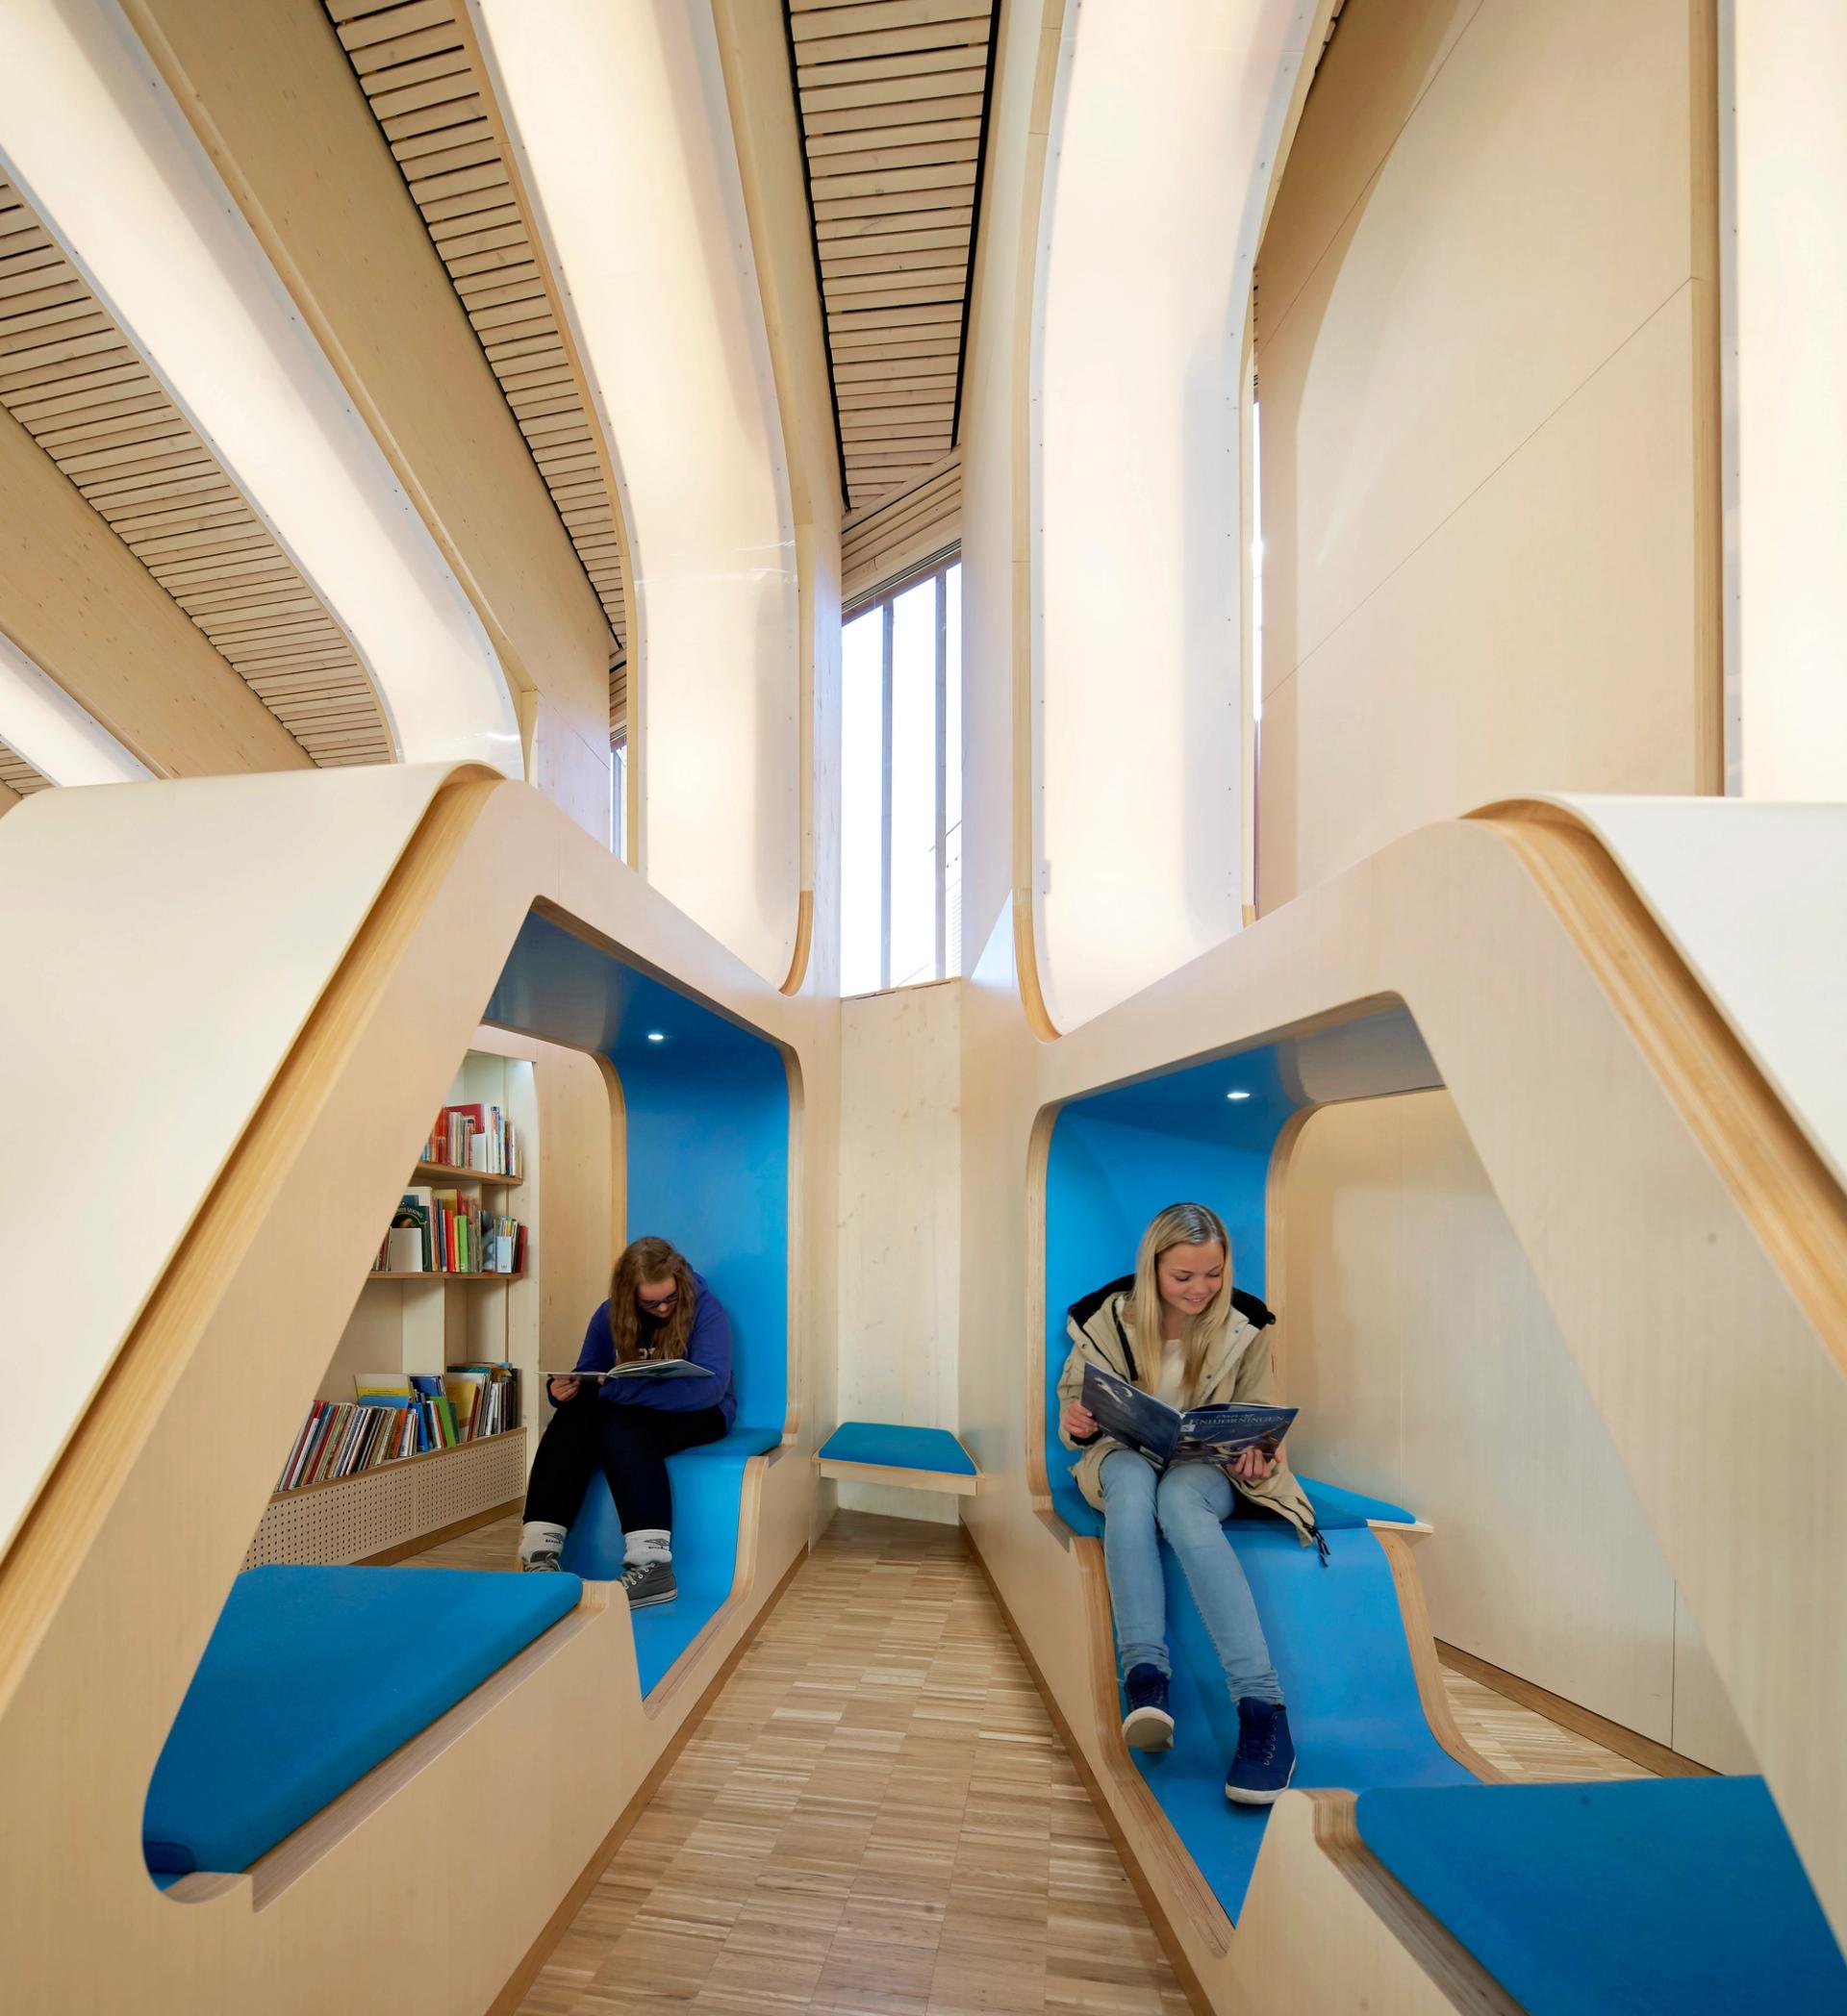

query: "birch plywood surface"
xmin=325 ymin=0 xmax=629 ymax=701
xmin=789 ymin=0 xmax=999 ymax=509
xmin=411 ymin=1511 xmax=1648 ymax=2015
xmin=0 ymin=178 xmax=392 ymax=769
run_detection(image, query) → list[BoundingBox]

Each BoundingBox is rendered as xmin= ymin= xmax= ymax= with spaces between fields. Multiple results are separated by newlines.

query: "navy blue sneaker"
xmin=1121 ymin=1664 xmax=1175 ymax=1751
xmin=1225 ymin=1698 xmax=1295 ymax=1804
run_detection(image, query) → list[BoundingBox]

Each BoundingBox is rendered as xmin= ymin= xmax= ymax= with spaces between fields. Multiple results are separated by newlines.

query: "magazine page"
xmin=1079 ymin=1363 xmax=1183 ymax=1467
xmin=1171 ymin=1401 xmax=1298 ymax=1466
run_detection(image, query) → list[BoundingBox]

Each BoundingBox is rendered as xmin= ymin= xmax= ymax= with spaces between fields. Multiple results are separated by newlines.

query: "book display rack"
xmin=252 ymin=1047 xmax=541 ymax=1564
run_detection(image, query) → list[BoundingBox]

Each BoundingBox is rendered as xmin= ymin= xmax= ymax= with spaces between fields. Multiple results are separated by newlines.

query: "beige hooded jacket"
xmin=1054 ymin=1275 xmax=1321 ymax=1547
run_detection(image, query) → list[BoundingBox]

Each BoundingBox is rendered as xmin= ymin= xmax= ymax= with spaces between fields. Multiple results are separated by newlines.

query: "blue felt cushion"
xmin=1356 ymin=1777 xmax=1847 ymax=2015
xmin=819 ymin=1422 xmax=977 ymax=1475
xmin=1137 ymin=1520 xmax=1477 ymax=1922
xmin=143 ymin=1565 xmax=581 ymax=1876
xmin=559 ymin=1424 xmax=782 ymax=1695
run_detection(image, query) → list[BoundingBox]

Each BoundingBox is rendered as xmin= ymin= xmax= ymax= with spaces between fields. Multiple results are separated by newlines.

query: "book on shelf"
xmin=271 ymin=1366 xmax=523 ymax=1493
xmin=422 ymin=1101 xmax=519 ymax=1177
xmin=369 ymin=1187 xmax=523 ymax=1277
xmin=442 ymin=1361 xmax=521 ymax=1440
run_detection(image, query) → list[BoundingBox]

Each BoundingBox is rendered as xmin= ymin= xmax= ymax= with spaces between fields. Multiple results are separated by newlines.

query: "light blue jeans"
xmin=1099 ymin=1449 xmax=1284 ymax=1705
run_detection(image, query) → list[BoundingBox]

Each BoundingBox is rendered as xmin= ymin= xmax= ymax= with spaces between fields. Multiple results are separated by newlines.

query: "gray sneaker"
xmin=520 ymin=1548 xmax=561 ymax=1573
xmin=620 ymin=1559 xmax=676 ymax=1607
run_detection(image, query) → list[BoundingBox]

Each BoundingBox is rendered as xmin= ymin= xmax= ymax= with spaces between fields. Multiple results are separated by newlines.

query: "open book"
xmin=1079 ymin=1363 xmax=1296 ymax=1471
xmin=543 ymin=1361 xmax=713 ymax=1385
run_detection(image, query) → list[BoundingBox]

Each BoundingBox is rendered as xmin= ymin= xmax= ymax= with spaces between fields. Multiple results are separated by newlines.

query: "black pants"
xmin=522 ymin=1398 xmax=728 ymax=1533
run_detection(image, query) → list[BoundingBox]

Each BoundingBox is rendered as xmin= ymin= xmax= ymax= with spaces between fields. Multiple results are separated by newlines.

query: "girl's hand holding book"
xmin=548 ymin=1376 xmax=581 ymax=1404
xmin=1061 ymin=1400 xmax=1098 ymax=1439
xmin=1227 ymin=1445 xmax=1278 ymax=1481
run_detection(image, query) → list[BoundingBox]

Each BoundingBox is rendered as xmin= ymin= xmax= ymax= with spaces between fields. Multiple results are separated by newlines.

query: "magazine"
xmin=1079 ymin=1363 xmax=1296 ymax=1471
xmin=543 ymin=1360 xmax=714 ymax=1385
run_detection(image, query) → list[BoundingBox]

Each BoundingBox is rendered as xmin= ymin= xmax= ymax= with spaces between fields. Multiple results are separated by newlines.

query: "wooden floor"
xmin=409 ymin=1510 xmax=1645 ymax=2012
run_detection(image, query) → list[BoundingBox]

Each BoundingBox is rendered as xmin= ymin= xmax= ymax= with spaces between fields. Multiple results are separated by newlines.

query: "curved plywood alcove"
xmin=963 ymin=798 xmax=1847 ymax=2010
xmin=1039 ymin=1013 xmax=1480 ymax=1926
xmin=484 ymin=908 xmax=794 ymax=1692
xmin=0 ymin=767 xmax=820 ymax=2015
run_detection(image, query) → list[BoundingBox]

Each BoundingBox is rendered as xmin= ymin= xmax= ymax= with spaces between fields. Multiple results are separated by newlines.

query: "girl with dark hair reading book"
xmin=519 ymin=1236 xmax=735 ymax=1604
xmin=1056 ymin=1201 xmax=1321 ymax=1805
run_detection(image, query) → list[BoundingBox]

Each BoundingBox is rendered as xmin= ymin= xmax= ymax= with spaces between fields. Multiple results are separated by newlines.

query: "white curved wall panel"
xmin=1735 ymin=0 xmax=1847 ymax=799
xmin=476 ymin=0 xmax=801 ymax=989
xmin=0 ymin=633 xmax=152 ymax=787
xmin=1030 ymin=0 xmax=1305 ymax=1032
xmin=0 ymin=0 xmax=522 ymax=778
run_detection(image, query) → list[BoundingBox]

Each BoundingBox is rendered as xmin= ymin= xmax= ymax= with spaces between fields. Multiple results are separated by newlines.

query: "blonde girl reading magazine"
xmin=1057 ymin=1201 xmax=1320 ymax=1804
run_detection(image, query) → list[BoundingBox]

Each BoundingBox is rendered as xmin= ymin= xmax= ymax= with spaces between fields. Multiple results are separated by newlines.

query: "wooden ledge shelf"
xmin=412 ymin=1160 xmax=522 ymax=1187
xmin=366 ymin=1271 xmax=525 ymax=1283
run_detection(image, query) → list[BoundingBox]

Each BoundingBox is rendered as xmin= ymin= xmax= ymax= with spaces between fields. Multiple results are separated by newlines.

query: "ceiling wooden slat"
xmin=325 ymin=0 xmax=627 ymax=740
xmin=0 ymin=738 xmax=52 ymax=796
xmin=0 ymin=188 xmax=391 ymax=769
xmin=786 ymin=0 xmax=998 ymax=510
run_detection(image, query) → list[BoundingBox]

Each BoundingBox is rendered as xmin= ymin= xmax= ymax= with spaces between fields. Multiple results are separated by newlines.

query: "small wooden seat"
xmin=815 ymin=1422 xmax=981 ymax=1497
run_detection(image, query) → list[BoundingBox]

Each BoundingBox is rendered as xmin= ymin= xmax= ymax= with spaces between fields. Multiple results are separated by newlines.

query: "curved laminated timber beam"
xmin=0 ymin=769 xmax=822 ymax=2015
xmin=117 ymin=0 xmax=617 ymax=819
xmin=0 ymin=397 xmax=314 ymax=780
xmin=960 ymin=794 xmax=1847 ymax=2005
xmin=0 ymin=176 xmax=385 ymax=771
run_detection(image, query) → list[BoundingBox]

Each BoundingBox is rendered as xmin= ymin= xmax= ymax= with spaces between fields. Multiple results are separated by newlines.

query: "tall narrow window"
xmin=839 ymin=554 xmax=962 ymax=995
xmin=611 ymin=737 xmax=629 ymax=863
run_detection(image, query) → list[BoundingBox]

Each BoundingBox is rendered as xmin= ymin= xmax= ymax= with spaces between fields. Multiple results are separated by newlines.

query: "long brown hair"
xmin=606 ymin=1236 xmax=698 ymax=1363
xmin=1125 ymin=1202 xmax=1234 ymax=1407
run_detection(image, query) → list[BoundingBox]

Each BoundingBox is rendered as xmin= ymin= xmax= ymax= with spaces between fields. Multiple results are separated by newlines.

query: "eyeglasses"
xmin=638 ymin=1291 xmax=679 ymax=1314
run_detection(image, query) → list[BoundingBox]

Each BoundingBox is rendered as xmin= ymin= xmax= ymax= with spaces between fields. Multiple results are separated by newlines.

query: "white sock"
xmin=520 ymin=1520 xmax=566 ymax=1563
xmin=623 ymin=1527 xmax=671 ymax=1567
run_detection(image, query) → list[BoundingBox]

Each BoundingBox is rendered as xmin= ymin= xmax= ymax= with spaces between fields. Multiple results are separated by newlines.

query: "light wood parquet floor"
xmin=409 ymin=1510 xmax=1645 ymax=2012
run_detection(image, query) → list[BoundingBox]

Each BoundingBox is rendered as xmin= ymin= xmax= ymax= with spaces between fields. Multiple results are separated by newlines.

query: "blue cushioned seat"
xmin=559 ymin=1422 xmax=783 ymax=1695
xmin=1042 ymin=1268 xmax=1455 ymax=1925
xmin=1356 ymin=1777 xmax=1847 ymax=2013
xmin=143 ymin=1564 xmax=581 ymax=1877
xmin=818 ymin=1422 xmax=977 ymax=1474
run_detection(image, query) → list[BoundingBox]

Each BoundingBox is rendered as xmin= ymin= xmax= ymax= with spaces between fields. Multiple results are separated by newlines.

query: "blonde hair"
xmin=606 ymin=1236 xmax=697 ymax=1363
xmin=1126 ymin=1202 xmax=1233 ymax=1406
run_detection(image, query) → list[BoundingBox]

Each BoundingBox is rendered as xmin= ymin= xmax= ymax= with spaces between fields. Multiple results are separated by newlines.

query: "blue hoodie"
xmin=565 ymin=1273 xmax=736 ymax=1427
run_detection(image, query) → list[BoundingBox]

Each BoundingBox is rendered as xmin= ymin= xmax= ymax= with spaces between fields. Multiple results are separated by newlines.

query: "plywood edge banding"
xmin=1375 ymin=1530 xmax=1503 ymax=1782
xmin=0 ymin=769 xmax=503 ymax=1716
xmin=813 ymin=1455 xmax=979 ymax=1495
xmin=1304 ymin=1789 xmax=1524 ymax=2015
xmin=1477 ymin=801 xmax=1847 ymax=1381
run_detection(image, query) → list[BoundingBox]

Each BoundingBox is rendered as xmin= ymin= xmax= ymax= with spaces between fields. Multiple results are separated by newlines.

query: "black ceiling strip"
xmin=950 ymin=1 xmax=1004 ymax=451
xmin=779 ymin=1 xmax=850 ymax=509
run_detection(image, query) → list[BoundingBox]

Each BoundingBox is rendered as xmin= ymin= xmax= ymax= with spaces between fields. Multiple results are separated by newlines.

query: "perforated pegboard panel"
xmin=242 ymin=1431 xmax=528 ymax=1568
xmin=417 ymin=1429 xmax=526 ymax=1531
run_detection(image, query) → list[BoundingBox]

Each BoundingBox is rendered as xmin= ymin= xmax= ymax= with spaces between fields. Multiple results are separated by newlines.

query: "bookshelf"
xmin=413 ymin=1160 xmax=522 ymax=1188
xmin=366 ymin=1272 xmax=525 ymax=1283
xmin=253 ymin=1048 xmax=542 ymax=1566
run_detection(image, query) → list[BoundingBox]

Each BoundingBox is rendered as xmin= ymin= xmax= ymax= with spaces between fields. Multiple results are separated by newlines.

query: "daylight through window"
xmin=840 ymin=555 xmax=962 ymax=996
